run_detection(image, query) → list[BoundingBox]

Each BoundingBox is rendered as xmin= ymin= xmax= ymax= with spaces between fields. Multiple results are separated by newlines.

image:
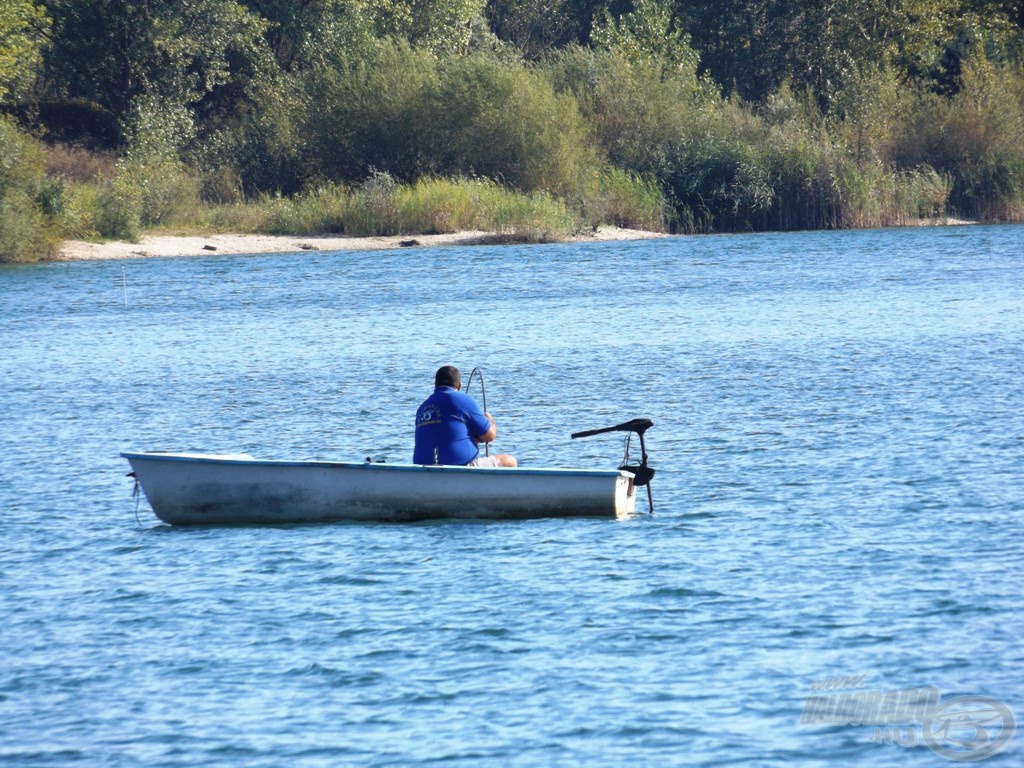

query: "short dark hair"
xmin=435 ymin=365 xmax=461 ymax=388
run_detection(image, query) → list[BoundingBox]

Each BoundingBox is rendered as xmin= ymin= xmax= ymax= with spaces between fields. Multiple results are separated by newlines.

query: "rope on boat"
xmin=129 ymin=471 xmax=142 ymax=526
xmin=465 ymin=366 xmax=489 ymax=457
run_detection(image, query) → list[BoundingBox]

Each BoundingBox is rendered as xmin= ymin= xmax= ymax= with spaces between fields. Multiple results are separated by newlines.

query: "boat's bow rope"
xmin=465 ymin=366 xmax=489 ymax=457
xmin=128 ymin=471 xmax=143 ymax=526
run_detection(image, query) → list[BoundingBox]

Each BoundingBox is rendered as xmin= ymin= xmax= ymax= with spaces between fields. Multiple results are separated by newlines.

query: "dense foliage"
xmin=1 ymin=0 xmax=1023 ymax=261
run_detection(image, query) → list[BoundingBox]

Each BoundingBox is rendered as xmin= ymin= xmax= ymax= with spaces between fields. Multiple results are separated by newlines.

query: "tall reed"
xmin=202 ymin=177 xmax=578 ymax=240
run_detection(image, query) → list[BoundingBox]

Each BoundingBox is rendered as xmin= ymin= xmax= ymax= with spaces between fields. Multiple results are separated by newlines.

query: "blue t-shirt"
xmin=413 ymin=386 xmax=492 ymax=465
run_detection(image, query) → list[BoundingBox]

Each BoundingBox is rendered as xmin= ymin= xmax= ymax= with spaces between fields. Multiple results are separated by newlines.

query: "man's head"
xmin=435 ymin=365 xmax=462 ymax=389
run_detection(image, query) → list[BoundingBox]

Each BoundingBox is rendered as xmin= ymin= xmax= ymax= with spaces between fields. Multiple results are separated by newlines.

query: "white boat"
xmin=122 ymin=453 xmax=638 ymax=524
xmin=122 ymin=419 xmax=655 ymax=525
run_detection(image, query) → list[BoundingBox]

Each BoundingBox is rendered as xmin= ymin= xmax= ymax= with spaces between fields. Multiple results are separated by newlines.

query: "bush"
xmin=0 ymin=116 xmax=46 ymax=196
xmin=303 ymin=43 xmax=440 ymax=183
xmin=0 ymin=189 xmax=55 ymax=262
xmin=45 ymin=142 xmax=116 ymax=183
xmin=0 ymin=118 xmax=58 ymax=262
xmin=578 ymin=167 xmax=666 ymax=231
xmin=195 ymin=79 xmax=309 ymax=200
xmin=197 ymin=175 xmax=578 ymax=241
xmin=547 ymin=46 xmax=714 ymax=179
xmin=394 ymin=177 xmax=481 ymax=234
xmin=549 ymin=48 xmax=784 ymax=231
xmin=93 ymin=175 xmax=142 ymax=240
xmin=889 ymin=56 xmax=1024 ymax=220
xmin=93 ymin=154 xmax=201 ymax=236
xmin=303 ymin=44 xmax=602 ymax=198
xmin=830 ymin=64 xmax=916 ymax=164
xmin=941 ymin=58 xmax=1024 ymax=220
xmin=430 ymin=54 xmax=601 ymax=197
xmin=139 ymin=158 xmax=202 ymax=227
xmin=470 ymin=184 xmax=575 ymax=239
xmin=51 ymin=181 xmax=102 ymax=240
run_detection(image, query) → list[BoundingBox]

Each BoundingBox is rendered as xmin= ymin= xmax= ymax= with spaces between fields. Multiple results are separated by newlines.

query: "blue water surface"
xmin=1 ymin=224 xmax=1022 ymax=766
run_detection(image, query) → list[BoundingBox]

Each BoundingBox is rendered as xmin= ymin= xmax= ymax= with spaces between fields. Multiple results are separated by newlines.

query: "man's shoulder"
xmin=450 ymin=389 xmax=481 ymax=408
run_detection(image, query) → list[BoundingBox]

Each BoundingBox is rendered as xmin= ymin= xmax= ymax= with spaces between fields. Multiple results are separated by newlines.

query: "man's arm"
xmin=476 ymin=412 xmax=497 ymax=443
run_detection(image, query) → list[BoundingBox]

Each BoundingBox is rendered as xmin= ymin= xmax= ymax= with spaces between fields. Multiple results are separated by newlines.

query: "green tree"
xmin=674 ymin=0 xmax=970 ymax=106
xmin=370 ymin=0 xmax=487 ymax=54
xmin=240 ymin=0 xmax=378 ymax=71
xmin=485 ymin=0 xmax=586 ymax=59
xmin=485 ymin=0 xmax=629 ymax=59
xmin=929 ymin=0 xmax=1024 ymax=92
xmin=0 ymin=0 xmax=49 ymax=104
xmin=41 ymin=0 xmax=271 ymax=135
xmin=591 ymin=0 xmax=699 ymax=74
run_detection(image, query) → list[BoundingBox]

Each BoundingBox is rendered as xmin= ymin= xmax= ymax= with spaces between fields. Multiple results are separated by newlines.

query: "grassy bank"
xmin=3 ymin=47 xmax=1023 ymax=264
xmin=1 ymin=132 xmax=665 ymax=264
xmin=204 ymin=173 xmax=663 ymax=242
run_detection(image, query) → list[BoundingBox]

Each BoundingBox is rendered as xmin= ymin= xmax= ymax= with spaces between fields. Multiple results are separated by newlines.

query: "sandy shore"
xmin=53 ymin=226 xmax=669 ymax=261
xmin=52 ymin=217 xmax=978 ymax=261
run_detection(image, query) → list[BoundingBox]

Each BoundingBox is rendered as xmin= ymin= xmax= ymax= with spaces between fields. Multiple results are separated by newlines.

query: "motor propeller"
xmin=572 ymin=418 xmax=655 ymax=512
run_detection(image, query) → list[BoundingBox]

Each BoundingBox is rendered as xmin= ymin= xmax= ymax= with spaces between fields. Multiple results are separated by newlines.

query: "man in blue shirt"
xmin=414 ymin=366 xmax=517 ymax=467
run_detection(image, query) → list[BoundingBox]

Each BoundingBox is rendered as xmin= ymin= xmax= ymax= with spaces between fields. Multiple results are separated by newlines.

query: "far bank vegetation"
xmin=2 ymin=0 xmax=1023 ymax=262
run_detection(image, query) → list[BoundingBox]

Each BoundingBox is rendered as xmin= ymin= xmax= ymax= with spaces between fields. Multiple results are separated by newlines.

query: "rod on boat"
xmin=572 ymin=418 xmax=655 ymax=512
xmin=465 ymin=366 xmax=489 ymax=457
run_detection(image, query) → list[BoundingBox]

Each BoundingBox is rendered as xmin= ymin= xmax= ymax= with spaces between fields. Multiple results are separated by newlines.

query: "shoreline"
xmin=51 ymin=217 xmax=979 ymax=262
xmin=52 ymin=226 xmax=669 ymax=262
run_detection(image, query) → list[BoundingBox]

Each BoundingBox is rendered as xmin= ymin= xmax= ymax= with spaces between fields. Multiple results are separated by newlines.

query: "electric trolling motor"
xmin=571 ymin=418 xmax=655 ymax=512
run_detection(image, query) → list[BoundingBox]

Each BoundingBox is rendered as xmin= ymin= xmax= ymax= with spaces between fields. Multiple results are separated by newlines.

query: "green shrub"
xmin=431 ymin=54 xmax=601 ymax=198
xmin=141 ymin=160 xmax=201 ymax=227
xmin=547 ymin=46 xmax=714 ymax=179
xmin=0 ymin=118 xmax=58 ymax=262
xmin=30 ymin=175 xmax=102 ymax=241
xmin=830 ymin=64 xmax=916 ymax=164
xmin=196 ymin=176 xmax=578 ymax=241
xmin=93 ymin=174 xmax=142 ymax=240
xmin=394 ymin=177 xmax=480 ymax=234
xmin=0 ymin=117 xmax=45 ymax=196
xmin=943 ymin=58 xmax=1024 ymax=220
xmin=195 ymin=79 xmax=309 ymax=200
xmin=578 ymin=167 xmax=666 ymax=231
xmin=0 ymin=189 xmax=55 ymax=262
xmin=303 ymin=45 xmax=602 ymax=199
xmin=259 ymin=193 xmax=324 ymax=235
xmin=464 ymin=181 xmax=574 ymax=238
xmin=303 ymin=43 xmax=440 ymax=183
xmin=52 ymin=181 xmax=102 ymax=240
xmin=100 ymin=155 xmax=202 ymax=233
xmin=889 ymin=56 xmax=1024 ymax=220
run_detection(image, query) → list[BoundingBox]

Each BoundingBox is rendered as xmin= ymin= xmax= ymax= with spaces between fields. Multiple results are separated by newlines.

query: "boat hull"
xmin=122 ymin=452 xmax=638 ymax=524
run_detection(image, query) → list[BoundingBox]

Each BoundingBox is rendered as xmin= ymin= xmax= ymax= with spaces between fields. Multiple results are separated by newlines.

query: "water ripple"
xmin=1 ymin=225 xmax=1022 ymax=766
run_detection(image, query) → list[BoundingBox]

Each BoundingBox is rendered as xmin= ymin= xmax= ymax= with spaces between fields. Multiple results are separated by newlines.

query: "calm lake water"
xmin=1 ymin=225 xmax=1022 ymax=766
